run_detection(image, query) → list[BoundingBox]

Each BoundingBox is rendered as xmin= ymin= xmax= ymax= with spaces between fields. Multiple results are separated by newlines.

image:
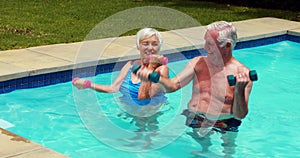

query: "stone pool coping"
xmin=0 ymin=128 xmax=68 ymax=157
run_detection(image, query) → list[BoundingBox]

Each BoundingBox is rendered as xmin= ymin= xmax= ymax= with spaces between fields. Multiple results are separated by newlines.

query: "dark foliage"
xmin=195 ymin=0 xmax=300 ymax=11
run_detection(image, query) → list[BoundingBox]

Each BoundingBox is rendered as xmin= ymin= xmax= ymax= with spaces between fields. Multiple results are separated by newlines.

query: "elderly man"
xmin=137 ymin=21 xmax=253 ymax=133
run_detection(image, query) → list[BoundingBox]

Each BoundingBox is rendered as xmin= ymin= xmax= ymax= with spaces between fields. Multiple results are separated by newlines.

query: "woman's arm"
xmin=73 ymin=61 xmax=132 ymax=93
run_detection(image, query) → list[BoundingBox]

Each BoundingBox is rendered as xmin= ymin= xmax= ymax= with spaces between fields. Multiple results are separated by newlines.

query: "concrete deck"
xmin=0 ymin=17 xmax=300 ymax=157
xmin=0 ymin=128 xmax=68 ymax=158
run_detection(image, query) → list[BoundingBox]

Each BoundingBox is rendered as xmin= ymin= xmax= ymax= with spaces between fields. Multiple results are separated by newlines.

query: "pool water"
xmin=1 ymin=41 xmax=300 ymax=157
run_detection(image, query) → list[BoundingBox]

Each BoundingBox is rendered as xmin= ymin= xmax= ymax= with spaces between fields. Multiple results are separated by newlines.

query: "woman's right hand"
xmin=72 ymin=78 xmax=92 ymax=89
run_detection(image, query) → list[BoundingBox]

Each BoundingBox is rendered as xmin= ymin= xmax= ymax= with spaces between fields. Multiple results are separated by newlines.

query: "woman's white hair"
xmin=136 ymin=28 xmax=163 ymax=50
xmin=206 ymin=21 xmax=237 ymax=50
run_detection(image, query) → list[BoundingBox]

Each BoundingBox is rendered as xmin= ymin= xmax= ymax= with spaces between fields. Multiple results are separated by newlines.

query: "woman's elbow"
xmin=107 ymin=86 xmax=119 ymax=93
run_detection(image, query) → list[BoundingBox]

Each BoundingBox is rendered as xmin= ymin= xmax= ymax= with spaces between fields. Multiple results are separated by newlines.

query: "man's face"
xmin=204 ymin=30 xmax=220 ymax=54
xmin=138 ymin=35 xmax=160 ymax=63
xmin=204 ymin=30 xmax=223 ymax=64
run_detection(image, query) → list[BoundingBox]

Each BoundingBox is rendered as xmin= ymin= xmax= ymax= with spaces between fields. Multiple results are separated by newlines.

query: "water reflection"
xmin=117 ymin=111 xmax=163 ymax=149
xmin=187 ymin=129 xmax=238 ymax=157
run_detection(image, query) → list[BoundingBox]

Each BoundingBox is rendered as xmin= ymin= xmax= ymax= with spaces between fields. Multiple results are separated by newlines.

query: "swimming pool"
xmin=0 ymin=40 xmax=300 ymax=157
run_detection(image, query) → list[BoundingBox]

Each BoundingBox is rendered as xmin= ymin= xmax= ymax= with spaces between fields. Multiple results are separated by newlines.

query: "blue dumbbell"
xmin=132 ymin=65 xmax=160 ymax=83
xmin=227 ymin=70 xmax=258 ymax=86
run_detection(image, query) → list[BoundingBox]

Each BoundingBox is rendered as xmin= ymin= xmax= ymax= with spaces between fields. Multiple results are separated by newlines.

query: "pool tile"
xmin=287 ymin=34 xmax=300 ymax=43
xmin=235 ymin=35 xmax=287 ymax=49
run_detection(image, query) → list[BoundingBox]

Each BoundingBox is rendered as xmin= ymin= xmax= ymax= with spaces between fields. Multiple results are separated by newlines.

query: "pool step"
xmin=0 ymin=119 xmax=15 ymax=129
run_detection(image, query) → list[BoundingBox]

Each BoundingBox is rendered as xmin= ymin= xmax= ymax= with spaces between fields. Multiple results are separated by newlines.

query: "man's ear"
xmin=226 ymin=42 xmax=232 ymax=48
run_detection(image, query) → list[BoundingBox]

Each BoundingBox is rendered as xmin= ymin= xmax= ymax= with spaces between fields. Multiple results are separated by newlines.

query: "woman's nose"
xmin=147 ymin=44 xmax=154 ymax=50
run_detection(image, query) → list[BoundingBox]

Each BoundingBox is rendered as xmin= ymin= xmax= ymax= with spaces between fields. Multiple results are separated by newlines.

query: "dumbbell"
xmin=131 ymin=56 xmax=168 ymax=83
xmin=227 ymin=70 xmax=258 ymax=86
xmin=132 ymin=65 xmax=160 ymax=83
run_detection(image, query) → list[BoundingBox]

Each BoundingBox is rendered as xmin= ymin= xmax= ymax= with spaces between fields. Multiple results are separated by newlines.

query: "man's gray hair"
xmin=207 ymin=21 xmax=237 ymax=50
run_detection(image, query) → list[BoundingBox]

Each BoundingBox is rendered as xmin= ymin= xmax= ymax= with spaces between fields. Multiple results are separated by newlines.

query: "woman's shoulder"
xmin=132 ymin=60 xmax=142 ymax=65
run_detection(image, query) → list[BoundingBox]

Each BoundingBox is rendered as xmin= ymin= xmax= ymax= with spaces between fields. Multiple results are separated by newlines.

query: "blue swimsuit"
xmin=119 ymin=68 xmax=167 ymax=106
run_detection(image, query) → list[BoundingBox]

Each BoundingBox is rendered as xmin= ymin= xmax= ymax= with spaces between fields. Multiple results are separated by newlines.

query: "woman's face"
xmin=138 ymin=35 xmax=160 ymax=63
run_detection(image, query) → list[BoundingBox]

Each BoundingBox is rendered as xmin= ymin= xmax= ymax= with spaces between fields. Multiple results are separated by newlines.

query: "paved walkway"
xmin=0 ymin=17 xmax=300 ymax=157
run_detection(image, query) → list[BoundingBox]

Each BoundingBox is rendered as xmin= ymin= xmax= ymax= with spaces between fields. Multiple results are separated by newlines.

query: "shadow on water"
xmin=117 ymin=110 xmax=164 ymax=149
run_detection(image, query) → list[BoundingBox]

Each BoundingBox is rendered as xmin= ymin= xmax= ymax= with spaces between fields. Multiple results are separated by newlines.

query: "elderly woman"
xmin=72 ymin=28 xmax=169 ymax=117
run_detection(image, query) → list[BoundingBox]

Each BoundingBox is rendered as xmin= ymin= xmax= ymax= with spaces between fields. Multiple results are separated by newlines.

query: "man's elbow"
xmin=234 ymin=111 xmax=248 ymax=119
xmin=164 ymin=83 xmax=180 ymax=93
xmin=172 ymin=84 xmax=181 ymax=92
xmin=159 ymin=77 xmax=179 ymax=93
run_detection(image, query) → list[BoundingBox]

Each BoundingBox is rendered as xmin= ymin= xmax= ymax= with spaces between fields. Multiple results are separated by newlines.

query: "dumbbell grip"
xmin=132 ymin=65 xmax=160 ymax=83
xmin=227 ymin=70 xmax=258 ymax=86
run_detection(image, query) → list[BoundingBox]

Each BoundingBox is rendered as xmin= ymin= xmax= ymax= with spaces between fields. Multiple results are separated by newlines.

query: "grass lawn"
xmin=0 ymin=0 xmax=299 ymax=50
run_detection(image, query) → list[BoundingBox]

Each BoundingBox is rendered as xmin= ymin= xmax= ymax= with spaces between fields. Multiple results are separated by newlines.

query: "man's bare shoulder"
xmin=235 ymin=59 xmax=250 ymax=69
xmin=189 ymin=56 xmax=207 ymax=69
xmin=189 ymin=56 xmax=206 ymax=64
xmin=229 ymin=58 xmax=250 ymax=71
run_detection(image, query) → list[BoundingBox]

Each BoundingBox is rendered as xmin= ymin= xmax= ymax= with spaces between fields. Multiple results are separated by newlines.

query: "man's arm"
xmin=138 ymin=57 xmax=199 ymax=93
xmin=232 ymin=71 xmax=253 ymax=119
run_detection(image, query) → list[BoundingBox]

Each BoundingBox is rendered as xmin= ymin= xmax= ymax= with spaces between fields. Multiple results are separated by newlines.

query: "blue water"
xmin=1 ymin=41 xmax=300 ymax=157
